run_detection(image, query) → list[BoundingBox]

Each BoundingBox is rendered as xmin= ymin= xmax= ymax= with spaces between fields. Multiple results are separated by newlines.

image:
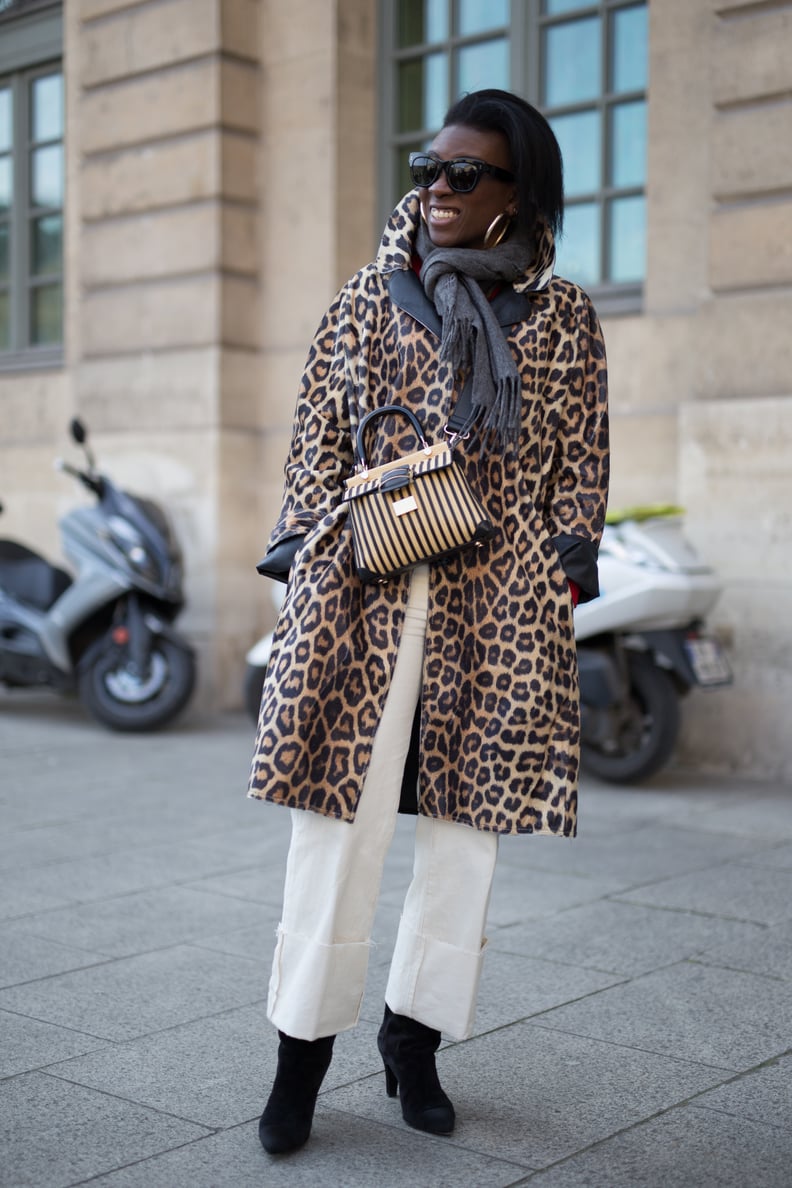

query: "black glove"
xmin=255 ymin=535 xmax=305 ymax=583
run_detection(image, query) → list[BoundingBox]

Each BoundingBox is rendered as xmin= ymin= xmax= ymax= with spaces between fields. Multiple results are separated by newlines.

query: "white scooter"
xmin=244 ymin=510 xmax=731 ymax=783
xmin=575 ymin=509 xmax=731 ymax=782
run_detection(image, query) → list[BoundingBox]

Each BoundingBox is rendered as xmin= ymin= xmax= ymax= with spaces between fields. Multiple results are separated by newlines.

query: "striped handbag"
xmin=343 ymin=405 xmax=494 ymax=583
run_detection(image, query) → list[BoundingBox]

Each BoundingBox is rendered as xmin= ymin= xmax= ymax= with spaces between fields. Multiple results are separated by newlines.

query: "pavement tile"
xmin=738 ymin=841 xmax=792 ymax=870
xmin=82 ymin=1112 xmax=532 ymax=1188
xmin=472 ymin=948 xmax=624 ymax=1030
xmin=0 ymin=944 xmax=266 ymax=1041
xmin=0 ymin=922 xmax=108 ymax=987
xmin=0 ymin=813 xmax=226 ymax=873
xmin=488 ymin=898 xmax=766 ymax=977
xmin=324 ymin=1023 xmax=730 ymax=1168
xmin=181 ymin=866 xmax=287 ymax=906
xmin=533 ymin=961 xmax=792 ymax=1070
xmin=615 ymin=861 xmax=792 ymax=926
xmin=0 ymin=872 xmax=78 ymax=919
xmin=693 ymin=1053 xmax=792 ymax=1128
xmin=521 ymin=1100 xmax=792 ymax=1187
xmin=0 ymin=1071 xmax=211 ymax=1188
xmin=486 ymin=865 xmax=625 ymax=928
xmin=190 ymin=914 xmax=279 ymax=961
xmin=676 ymin=792 xmax=792 ymax=841
xmin=13 ymin=884 xmax=266 ymax=958
xmin=0 ymin=1009 xmax=108 ymax=1077
xmin=694 ymin=926 xmax=792 ymax=981
xmin=3 ymin=838 xmax=277 ymax=911
xmin=498 ymin=822 xmax=768 ymax=890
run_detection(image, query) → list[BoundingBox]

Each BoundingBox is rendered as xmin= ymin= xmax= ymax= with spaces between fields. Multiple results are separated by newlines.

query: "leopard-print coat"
xmin=248 ymin=193 xmax=609 ymax=836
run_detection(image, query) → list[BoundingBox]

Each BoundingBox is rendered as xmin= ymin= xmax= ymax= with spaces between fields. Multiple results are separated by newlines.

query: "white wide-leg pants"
xmin=267 ymin=565 xmax=499 ymax=1042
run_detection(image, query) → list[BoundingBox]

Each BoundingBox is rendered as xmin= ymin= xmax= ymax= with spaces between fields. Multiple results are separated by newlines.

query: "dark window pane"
xmin=458 ymin=0 xmax=508 ymax=36
xmin=0 ymin=87 xmax=11 ymax=153
xmin=543 ymin=17 xmax=601 ymax=106
xmin=31 ymin=72 xmax=64 ymax=141
xmin=398 ymin=0 xmax=448 ymax=48
xmin=0 ymin=157 xmax=11 ymax=211
xmin=610 ymin=100 xmax=646 ymax=187
xmin=0 ymin=223 xmax=8 ymax=280
xmin=612 ymin=4 xmax=648 ymax=93
xmin=551 ymin=110 xmax=600 ymax=196
xmin=457 ymin=37 xmax=509 ymax=95
xmin=543 ymin=0 xmax=588 ymax=13
xmin=609 ymin=194 xmax=645 ymax=281
xmin=398 ymin=53 xmax=448 ymax=132
xmin=556 ymin=201 xmax=600 ymax=287
xmin=30 ymin=282 xmax=63 ymax=345
xmin=31 ymin=143 xmax=64 ymax=208
xmin=31 ymin=213 xmax=62 ymax=276
xmin=0 ymin=290 xmax=9 ymax=349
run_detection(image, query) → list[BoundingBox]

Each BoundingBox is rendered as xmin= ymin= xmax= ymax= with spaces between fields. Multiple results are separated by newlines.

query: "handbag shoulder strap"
xmin=445 ymin=375 xmax=476 ymax=441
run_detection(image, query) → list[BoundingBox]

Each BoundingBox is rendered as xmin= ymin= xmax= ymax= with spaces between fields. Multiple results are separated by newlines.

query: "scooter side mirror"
xmin=70 ymin=418 xmax=87 ymax=445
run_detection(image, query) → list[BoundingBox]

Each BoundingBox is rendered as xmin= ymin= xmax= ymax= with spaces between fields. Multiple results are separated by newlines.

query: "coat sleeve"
xmin=543 ymin=291 xmax=610 ymax=603
xmin=265 ymin=285 xmax=357 ymax=552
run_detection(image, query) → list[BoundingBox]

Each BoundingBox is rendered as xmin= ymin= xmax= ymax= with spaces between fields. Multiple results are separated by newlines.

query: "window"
xmin=383 ymin=0 xmax=510 ymax=200
xmin=380 ymin=0 xmax=649 ymax=308
xmin=0 ymin=1 xmax=64 ymax=366
xmin=538 ymin=0 xmax=648 ymax=300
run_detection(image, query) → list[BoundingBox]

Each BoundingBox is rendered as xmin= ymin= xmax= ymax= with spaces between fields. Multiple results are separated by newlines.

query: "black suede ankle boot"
xmin=258 ymin=1031 xmax=335 ymax=1155
xmin=377 ymin=1004 xmax=455 ymax=1134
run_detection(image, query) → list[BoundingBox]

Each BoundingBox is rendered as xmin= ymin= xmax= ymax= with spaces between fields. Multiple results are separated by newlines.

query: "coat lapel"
xmin=387 ymin=267 xmax=537 ymax=336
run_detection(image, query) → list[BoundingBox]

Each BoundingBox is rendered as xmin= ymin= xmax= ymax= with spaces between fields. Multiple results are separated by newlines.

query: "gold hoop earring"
xmin=484 ymin=211 xmax=514 ymax=250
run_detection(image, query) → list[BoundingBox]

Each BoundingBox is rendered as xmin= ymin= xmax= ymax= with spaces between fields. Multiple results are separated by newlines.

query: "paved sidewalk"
xmin=1 ymin=691 xmax=791 ymax=1187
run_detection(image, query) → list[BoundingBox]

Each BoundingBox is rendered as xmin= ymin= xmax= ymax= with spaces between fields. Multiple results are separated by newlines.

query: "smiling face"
xmin=418 ymin=124 xmax=518 ymax=251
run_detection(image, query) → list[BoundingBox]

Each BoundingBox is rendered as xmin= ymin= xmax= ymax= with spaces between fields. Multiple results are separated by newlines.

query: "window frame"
xmin=378 ymin=0 xmax=648 ymax=316
xmin=0 ymin=0 xmax=64 ymax=371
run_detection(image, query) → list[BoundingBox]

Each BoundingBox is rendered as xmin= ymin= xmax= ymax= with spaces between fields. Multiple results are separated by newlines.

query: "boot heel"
xmin=383 ymin=1061 xmax=398 ymax=1098
xmin=377 ymin=1005 xmax=455 ymax=1135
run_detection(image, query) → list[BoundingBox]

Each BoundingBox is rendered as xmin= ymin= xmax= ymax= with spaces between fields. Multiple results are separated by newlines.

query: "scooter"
xmin=0 ymin=418 xmax=196 ymax=731
xmin=243 ymin=509 xmax=731 ymax=784
xmin=575 ymin=509 xmax=731 ymax=783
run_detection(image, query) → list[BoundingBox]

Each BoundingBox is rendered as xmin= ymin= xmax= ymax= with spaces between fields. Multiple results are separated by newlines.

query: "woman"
xmin=249 ymin=88 xmax=609 ymax=1155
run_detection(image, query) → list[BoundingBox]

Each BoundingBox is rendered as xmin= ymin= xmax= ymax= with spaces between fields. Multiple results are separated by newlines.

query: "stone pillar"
xmin=70 ymin=0 xmax=263 ymax=705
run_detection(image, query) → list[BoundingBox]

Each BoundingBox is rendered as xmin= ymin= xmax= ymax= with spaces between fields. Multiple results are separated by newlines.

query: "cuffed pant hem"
xmin=385 ymin=923 xmax=488 ymax=1041
xmin=267 ymin=925 xmax=372 ymax=1041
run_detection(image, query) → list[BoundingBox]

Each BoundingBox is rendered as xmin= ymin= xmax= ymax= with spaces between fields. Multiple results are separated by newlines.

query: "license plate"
xmin=684 ymin=636 xmax=732 ymax=686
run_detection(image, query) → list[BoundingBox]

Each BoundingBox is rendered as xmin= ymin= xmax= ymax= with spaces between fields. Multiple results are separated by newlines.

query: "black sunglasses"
xmin=409 ymin=153 xmax=515 ymax=194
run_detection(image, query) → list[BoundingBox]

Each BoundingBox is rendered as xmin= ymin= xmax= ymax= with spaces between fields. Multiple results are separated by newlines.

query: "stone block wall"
xmin=603 ymin=0 xmax=792 ymax=779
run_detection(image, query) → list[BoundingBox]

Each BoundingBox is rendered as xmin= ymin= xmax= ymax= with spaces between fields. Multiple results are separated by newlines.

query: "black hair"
xmin=442 ymin=89 xmax=564 ymax=237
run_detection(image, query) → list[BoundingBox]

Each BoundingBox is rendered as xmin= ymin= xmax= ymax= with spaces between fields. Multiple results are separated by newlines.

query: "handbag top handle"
xmin=354 ymin=405 xmax=430 ymax=473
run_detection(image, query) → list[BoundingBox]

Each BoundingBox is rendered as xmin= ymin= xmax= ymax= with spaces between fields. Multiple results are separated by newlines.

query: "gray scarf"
xmin=415 ymin=221 xmax=536 ymax=447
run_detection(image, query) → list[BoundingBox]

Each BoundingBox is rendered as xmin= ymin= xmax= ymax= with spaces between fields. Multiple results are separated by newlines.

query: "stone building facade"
xmin=1 ymin=0 xmax=790 ymax=779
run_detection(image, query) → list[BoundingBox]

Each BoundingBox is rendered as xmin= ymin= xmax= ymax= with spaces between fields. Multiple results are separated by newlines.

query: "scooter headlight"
xmin=107 ymin=515 xmax=158 ymax=581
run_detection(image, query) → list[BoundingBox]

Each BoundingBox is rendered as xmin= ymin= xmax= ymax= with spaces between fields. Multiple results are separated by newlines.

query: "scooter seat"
xmin=0 ymin=541 xmax=72 ymax=611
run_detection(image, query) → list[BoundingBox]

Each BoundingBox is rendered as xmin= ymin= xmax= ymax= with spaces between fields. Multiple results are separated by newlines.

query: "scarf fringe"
xmin=476 ymin=373 xmax=521 ymax=444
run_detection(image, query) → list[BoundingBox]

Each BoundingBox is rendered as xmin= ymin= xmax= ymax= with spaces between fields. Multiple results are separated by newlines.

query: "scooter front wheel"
xmin=78 ymin=632 xmax=196 ymax=732
xmin=581 ymin=652 xmax=680 ymax=784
